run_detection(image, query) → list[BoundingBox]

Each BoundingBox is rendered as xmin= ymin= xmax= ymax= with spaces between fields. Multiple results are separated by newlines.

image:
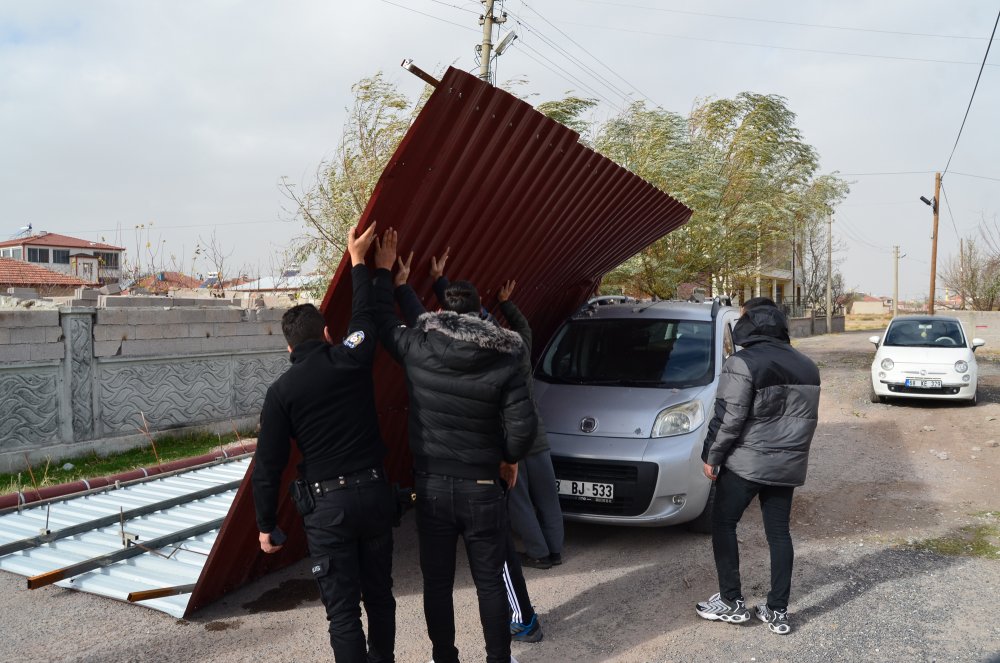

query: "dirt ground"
xmin=2 ymin=331 xmax=999 ymax=662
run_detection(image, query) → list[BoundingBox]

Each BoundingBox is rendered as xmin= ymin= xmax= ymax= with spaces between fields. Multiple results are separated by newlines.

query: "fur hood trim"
xmin=417 ymin=311 xmax=524 ymax=355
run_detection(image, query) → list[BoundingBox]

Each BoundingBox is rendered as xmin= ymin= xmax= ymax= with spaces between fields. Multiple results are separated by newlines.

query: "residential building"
xmin=0 ymin=257 xmax=91 ymax=296
xmin=0 ymin=231 xmax=125 ymax=284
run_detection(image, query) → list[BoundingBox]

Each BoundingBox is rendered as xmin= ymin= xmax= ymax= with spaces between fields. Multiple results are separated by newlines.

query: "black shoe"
xmin=548 ymin=552 xmax=562 ymax=566
xmin=755 ymin=604 xmax=791 ymax=634
xmin=695 ymin=593 xmax=750 ymax=623
xmin=520 ymin=553 xmax=553 ymax=569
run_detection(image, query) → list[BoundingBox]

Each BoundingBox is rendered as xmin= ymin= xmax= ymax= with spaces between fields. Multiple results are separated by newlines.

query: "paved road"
xmin=2 ymin=331 xmax=999 ymax=662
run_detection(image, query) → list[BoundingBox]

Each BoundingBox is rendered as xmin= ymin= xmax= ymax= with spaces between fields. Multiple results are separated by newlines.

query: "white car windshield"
xmin=883 ymin=319 xmax=966 ymax=348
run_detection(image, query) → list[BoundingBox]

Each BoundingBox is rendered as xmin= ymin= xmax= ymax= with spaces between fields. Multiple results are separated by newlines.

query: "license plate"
xmin=556 ymin=479 xmax=614 ymax=502
xmin=905 ymin=378 xmax=942 ymax=389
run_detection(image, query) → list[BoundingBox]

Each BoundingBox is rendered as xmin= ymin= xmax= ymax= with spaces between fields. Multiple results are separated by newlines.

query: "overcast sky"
xmin=1 ymin=0 xmax=997 ymax=299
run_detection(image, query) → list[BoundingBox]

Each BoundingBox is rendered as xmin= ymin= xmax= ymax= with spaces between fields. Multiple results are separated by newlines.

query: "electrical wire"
xmin=837 ymin=171 xmax=935 ymax=176
xmin=942 ymin=7 xmax=1000 ymax=176
xmin=511 ymin=13 xmax=634 ymax=103
xmin=517 ymin=40 xmax=626 ymax=112
xmin=837 ymin=216 xmax=892 ymax=252
xmin=949 ymin=171 xmax=1000 ymax=183
xmin=515 ymin=1 xmax=660 ymax=107
xmin=377 ymin=0 xmax=479 ymax=32
xmin=579 ymin=0 xmax=991 ymax=41
xmin=939 ymin=181 xmax=962 ymax=241
xmin=558 ymin=20 xmax=1000 ymax=68
xmin=422 ymin=0 xmax=480 ymax=15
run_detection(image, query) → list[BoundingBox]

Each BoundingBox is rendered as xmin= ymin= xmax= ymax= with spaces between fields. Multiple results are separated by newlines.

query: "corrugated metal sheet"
xmin=183 ymin=66 xmax=691 ymax=615
xmin=0 ymin=457 xmax=250 ymax=618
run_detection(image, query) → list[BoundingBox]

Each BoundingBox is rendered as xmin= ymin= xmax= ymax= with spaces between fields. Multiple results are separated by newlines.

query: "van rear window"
xmin=536 ymin=319 xmax=714 ymax=388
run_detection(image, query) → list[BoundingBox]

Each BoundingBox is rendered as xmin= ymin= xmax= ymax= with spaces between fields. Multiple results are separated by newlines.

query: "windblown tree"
xmin=282 ymin=72 xmax=431 ymax=294
xmin=941 ymin=231 xmax=1000 ymax=311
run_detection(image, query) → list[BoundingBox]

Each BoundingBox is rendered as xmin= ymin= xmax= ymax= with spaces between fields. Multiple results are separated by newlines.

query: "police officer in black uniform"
xmin=252 ymin=223 xmax=396 ymax=663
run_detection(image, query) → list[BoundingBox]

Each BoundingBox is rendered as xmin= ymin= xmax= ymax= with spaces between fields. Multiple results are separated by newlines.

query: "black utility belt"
xmin=310 ymin=468 xmax=384 ymax=496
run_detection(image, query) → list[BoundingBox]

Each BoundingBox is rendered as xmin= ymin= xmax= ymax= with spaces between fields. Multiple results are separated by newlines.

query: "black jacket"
xmin=252 ymin=265 xmax=384 ymax=533
xmin=702 ymin=305 xmax=821 ymax=487
xmin=374 ymin=269 xmax=537 ymax=479
xmin=396 ymin=280 xmax=550 ymax=456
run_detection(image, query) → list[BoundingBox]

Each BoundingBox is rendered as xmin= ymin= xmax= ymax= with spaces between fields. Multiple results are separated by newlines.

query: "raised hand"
xmin=347 ymin=222 xmax=377 ymax=266
xmin=498 ymin=279 xmax=516 ymax=302
xmin=395 ymin=251 xmax=414 ymax=287
xmin=374 ymin=228 xmax=398 ymax=271
xmin=430 ymin=247 xmax=451 ymax=280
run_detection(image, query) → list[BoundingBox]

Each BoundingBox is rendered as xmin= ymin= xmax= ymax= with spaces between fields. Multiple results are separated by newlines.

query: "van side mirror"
xmin=868 ymin=335 xmax=880 ymax=346
xmin=972 ymin=338 xmax=986 ymax=351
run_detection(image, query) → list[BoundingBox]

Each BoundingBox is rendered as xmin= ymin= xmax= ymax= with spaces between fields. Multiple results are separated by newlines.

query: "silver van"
xmin=533 ymin=299 xmax=741 ymax=530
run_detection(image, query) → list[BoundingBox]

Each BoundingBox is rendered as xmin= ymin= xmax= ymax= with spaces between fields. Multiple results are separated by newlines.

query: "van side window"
xmin=722 ymin=322 xmax=735 ymax=360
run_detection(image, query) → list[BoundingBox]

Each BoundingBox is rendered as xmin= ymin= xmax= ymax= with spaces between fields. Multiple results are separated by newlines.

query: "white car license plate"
xmin=905 ymin=378 xmax=942 ymax=389
xmin=556 ymin=479 xmax=614 ymax=502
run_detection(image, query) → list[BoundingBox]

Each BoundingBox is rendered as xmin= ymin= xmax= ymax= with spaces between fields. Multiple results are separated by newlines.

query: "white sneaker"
xmin=511 ymin=657 xmax=520 ymax=663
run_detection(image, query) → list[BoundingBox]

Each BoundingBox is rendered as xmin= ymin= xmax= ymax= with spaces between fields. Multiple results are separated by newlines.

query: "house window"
xmin=27 ymin=248 xmax=50 ymax=263
xmin=53 ymin=249 xmax=70 ymax=264
xmin=11 ymin=248 xmax=21 ymax=260
xmin=0 ymin=248 xmax=9 ymax=257
xmin=95 ymin=251 xmax=120 ymax=269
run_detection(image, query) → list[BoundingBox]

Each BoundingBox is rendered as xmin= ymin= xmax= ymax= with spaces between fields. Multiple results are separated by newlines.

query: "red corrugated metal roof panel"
xmin=187 ymin=66 xmax=690 ymax=614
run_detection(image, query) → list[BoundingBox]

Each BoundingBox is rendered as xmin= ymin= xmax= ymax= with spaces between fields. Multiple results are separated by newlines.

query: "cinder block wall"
xmin=0 ymin=305 xmax=289 ymax=472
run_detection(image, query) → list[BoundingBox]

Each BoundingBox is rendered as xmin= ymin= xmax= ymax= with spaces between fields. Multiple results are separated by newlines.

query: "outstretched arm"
xmin=330 ymin=223 xmax=379 ymax=366
xmin=497 ymin=280 xmax=533 ymax=354
xmin=430 ymin=247 xmax=450 ymax=307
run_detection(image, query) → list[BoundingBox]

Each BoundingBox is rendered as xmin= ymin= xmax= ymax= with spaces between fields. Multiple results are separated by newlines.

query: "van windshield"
xmin=536 ymin=319 xmax=714 ymax=388
xmin=883 ymin=318 xmax=966 ymax=348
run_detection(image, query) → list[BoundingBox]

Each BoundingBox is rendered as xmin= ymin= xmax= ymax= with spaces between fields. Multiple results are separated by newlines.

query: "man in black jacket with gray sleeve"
xmin=695 ymin=297 xmax=820 ymax=635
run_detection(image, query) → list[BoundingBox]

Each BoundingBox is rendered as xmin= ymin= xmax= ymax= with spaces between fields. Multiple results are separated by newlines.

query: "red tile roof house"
xmin=0 ymin=257 xmax=91 ymax=296
xmin=0 ymin=231 xmax=124 ymax=285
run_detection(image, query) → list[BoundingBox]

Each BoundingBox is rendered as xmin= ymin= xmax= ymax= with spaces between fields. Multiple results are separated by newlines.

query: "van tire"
xmin=687 ymin=483 xmax=716 ymax=534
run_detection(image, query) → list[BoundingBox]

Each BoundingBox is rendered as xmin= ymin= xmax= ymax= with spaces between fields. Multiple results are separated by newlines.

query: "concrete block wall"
xmin=0 ymin=304 xmax=290 ymax=472
xmin=0 ymin=310 xmax=64 ymax=363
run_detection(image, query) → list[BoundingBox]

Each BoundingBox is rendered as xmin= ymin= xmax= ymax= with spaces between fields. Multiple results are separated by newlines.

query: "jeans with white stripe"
xmin=502 ymin=527 xmax=535 ymax=625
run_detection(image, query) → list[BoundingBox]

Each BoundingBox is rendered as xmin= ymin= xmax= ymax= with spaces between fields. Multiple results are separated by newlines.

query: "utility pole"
xmin=892 ymin=246 xmax=907 ymax=315
xmin=928 ymin=171 xmax=941 ymax=315
xmin=826 ymin=213 xmax=833 ymax=334
xmin=479 ymin=0 xmax=496 ymax=82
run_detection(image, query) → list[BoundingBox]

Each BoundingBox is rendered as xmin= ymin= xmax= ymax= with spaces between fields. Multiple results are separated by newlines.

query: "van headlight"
xmin=955 ymin=360 xmax=968 ymax=374
xmin=652 ymin=401 xmax=705 ymax=438
xmin=881 ymin=358 xmax=894 ymax=371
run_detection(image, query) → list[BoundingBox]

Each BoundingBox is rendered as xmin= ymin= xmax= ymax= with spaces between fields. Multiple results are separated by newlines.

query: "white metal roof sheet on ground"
xmin=0 ymin=456 xmax=250 ymax=618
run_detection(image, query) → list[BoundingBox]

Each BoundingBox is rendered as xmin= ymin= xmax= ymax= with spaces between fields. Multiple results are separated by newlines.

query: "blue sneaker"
xmin=510 ymin=613 xmax=544 ymax=642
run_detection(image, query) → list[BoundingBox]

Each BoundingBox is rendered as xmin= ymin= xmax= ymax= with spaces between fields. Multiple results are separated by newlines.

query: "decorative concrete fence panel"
xmin=0 ymin=305 xmax=288 ymax=472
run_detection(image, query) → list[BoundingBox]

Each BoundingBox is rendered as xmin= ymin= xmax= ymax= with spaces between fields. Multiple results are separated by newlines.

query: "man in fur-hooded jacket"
xmin=371 ymin=230 xmax=537 ymax=663
xmin=695 ymin=297 xmax=820 ymax=636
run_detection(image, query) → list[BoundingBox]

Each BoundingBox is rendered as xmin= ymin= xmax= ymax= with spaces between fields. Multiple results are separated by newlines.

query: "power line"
xmin=378 ymin=0 xmax=479 ymax=32
xmin=950 ymin=171 xmax=1000 ymax=183
xmin=942 ymin=7 xmax=1000 ymax=175
xmin=517 ymin=40 xmax=626 ymax=112
xmin=422 ymin=0 xmax=480 ymax=15
xmin=510 ymin=12 xmax=634 ymax=103
xmin=579 ymin=0 xmax=991 ymax=41
xmin=939 ymin=181 xmax=962 ymax=240
xmin=837 ymin=171 xmax=936 ymax=176
xmin=515 ymin=1 xmax=660 ymax=107
xmin=560 ymin=20 xmax=1000 ymax=68
xmin=837 ymin=216 xmax=892 ymax=252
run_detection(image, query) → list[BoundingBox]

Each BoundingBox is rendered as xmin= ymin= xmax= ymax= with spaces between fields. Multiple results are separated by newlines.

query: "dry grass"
xmin=846 ymin=313 xmax=893 ymax=332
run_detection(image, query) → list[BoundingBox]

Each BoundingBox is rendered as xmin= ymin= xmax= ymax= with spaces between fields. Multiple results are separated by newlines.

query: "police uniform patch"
xmin=343 ymin=330 xmax=365 ymax=349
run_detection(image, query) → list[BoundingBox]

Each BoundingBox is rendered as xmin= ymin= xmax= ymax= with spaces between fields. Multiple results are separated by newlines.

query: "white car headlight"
xmin=881 ymin=358 xmax=894 ymax=371
xmin=955 ymin=360 xmax=968 ymax=374
xmin=652 ymin=401 xmax=705 ymax=438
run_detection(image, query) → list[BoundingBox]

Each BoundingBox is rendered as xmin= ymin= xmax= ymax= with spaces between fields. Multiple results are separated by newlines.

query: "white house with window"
xmin=0 ymin=231 xmax=124 ymax=284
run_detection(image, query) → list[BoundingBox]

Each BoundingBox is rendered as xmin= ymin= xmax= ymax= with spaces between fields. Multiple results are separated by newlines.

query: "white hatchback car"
xmin=869 ymin=315 xmax=985 ymax=405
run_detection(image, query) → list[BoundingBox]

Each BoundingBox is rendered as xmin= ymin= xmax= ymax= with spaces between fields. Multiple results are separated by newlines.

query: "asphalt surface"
xmin=1 ymin=331 xmax=999 ymax=662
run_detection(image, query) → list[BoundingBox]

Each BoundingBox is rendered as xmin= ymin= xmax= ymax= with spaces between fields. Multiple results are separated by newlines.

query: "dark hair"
xmin=742 ymin=296 xmax=777 ymax=311
xmin=443 ymin=280 xmax=481 ymax=315
xmin=281 ymin=304 xmax=326 ymax=348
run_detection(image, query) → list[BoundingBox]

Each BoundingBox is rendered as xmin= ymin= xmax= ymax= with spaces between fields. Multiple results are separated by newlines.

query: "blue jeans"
xmin=415 ymin=472 xmax=510 ymax=663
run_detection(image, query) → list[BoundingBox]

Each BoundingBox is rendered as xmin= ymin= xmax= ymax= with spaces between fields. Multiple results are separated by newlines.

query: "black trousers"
xmin=303 ymin=478 xmax=396 ymax=663
xmin=711 ymin=468 xmax=795 ymax=611
xmin=415 ymin=472 xmax=510 ymax=663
